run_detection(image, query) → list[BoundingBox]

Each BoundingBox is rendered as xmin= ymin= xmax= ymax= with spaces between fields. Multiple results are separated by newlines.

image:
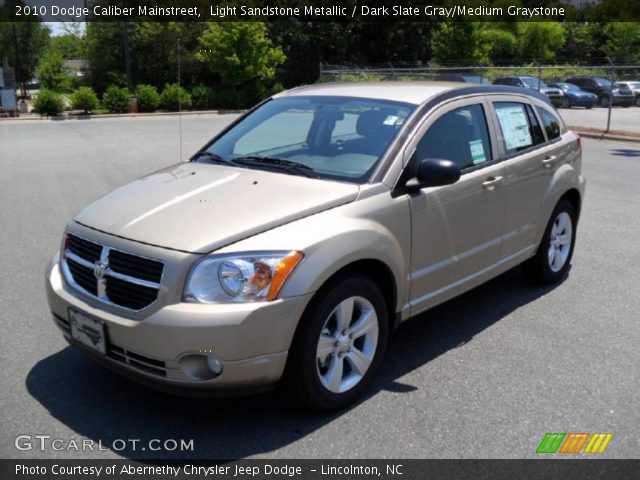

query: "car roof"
xmin=273 ymin=81 xmax=549 ymax=106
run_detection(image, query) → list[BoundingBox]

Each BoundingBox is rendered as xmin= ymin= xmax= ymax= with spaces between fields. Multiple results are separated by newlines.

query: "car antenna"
xmin=177 ymin=38 xmax=183 ymax=162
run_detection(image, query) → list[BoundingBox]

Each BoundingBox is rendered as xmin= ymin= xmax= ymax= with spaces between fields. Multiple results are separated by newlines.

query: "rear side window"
xmin=415 ymin=104 xmax=492 ymax=170
xmin=493 ymin=102 xmax=537 ymax=154
xmin=538 ymin=107 xmax=561 ymax=140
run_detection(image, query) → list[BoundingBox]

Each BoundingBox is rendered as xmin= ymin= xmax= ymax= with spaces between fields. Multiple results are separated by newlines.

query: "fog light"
xmin=207 ymin=356 xmax=223 ymax=375
xmin=179 ymin=354 xmax=223 ymax=380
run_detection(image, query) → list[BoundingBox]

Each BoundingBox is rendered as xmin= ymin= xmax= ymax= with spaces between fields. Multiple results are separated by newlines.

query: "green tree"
xmin=602 ymin=22 xmax=640 ymax=64
xmin=560 ymin=23 xmax=606 ymax=64
xmin=48 ymin=33 xmax=85 ymax=59
xmin=479 ymin=27 xmax=517 ymax=64
xmin=85 ymin=23 xmax=126 ymax=95
xmin=431 ymin=23 xmax=488 ymax=65
xmin=36 ymin=50 xmax=70 ymax=92
xmin=196 ymin=22 xmax=285 ymax=87
xmin=517 ymin=22 xmax=565 ymax=62
xmin=0 ymin=22 xmax=50 ymax=96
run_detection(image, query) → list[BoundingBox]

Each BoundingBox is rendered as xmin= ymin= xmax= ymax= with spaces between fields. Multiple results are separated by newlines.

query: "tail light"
xmin=571 ymin=131 xmax=582 ymax=156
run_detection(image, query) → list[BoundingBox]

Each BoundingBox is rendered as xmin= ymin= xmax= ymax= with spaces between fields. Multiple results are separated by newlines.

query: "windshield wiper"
xmin=194 ymin=151 xmax=238 ymax=167
xmin=233 ymin=156 xmax=317 ymax=178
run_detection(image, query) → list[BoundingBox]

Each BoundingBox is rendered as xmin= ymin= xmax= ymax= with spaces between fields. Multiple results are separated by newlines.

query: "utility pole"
xmin=177 ymin=38 xmax=183 ymax=162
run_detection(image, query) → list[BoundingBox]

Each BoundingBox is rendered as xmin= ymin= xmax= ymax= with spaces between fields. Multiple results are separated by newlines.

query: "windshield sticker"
xmin=383 ymin=115 xmax=399 ymax=125
xmin=469 ymin=140 xmax=487 ymax=164
xmin=496 ymin=106 xmax=532 ymax=151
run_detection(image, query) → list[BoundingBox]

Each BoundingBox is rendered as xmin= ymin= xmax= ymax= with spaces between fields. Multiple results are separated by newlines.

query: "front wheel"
xmin=599 ymin=95 xmax=610 ymax=108
xmin=285 ymin=275 xmax=389 ymax=410
xmin=524 ymin=200 xmax=577 ymax=284
xmin=635 ymin=96 xmax=640 ymax=107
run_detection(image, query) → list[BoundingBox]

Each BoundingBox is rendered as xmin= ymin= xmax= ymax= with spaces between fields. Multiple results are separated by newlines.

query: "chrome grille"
xmin=62 ymin=233 xmax=164 ymax=311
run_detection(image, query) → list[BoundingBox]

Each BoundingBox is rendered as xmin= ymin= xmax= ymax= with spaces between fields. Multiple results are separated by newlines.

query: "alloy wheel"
xmin=547 ymin=211 xmax=573 ymax=272
xmin=316 ymin=296 xmax=379 ymax=394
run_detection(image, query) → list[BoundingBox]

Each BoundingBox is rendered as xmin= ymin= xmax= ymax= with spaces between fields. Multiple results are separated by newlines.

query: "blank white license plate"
xmin=69 ymin=309 xmax=106 ymax=355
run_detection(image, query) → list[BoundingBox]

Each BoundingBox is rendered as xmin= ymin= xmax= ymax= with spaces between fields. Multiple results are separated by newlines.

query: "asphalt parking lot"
xmin=1 ymin=114 xmax=639 ymax=459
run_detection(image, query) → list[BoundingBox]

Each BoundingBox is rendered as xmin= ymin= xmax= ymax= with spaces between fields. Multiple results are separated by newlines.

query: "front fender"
xmin=214 ymin=197 xmax=411 ymax=313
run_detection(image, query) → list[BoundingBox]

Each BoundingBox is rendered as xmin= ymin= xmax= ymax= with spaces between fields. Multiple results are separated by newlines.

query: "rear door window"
xmin=493 ymin=102 xmax=538 ymax=154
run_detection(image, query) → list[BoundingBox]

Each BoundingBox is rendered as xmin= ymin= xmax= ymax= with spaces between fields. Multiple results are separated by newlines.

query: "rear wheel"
xmin=599 ymin=95 xmax=610 ymax=108
xmin=635 ymin=96 xmax=640 ymax=107
xmin=285 ymin=275 xmax=389 ymax=410
xmin=524 ymin=200 xmax=577 ymax=284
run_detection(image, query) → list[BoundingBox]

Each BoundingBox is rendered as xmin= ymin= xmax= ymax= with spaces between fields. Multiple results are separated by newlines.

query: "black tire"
xmin=586 ymin=105 xmax=593 ymax=109
xmin=284 ymin=274 xmax=389 ymax=411
xmin=524 ymin=200 xmax=577 ymax=284
xmin=599 ymin=95 xmax=610 ymax=108
xmin=635 ymin=96 xmax=640 ymax=107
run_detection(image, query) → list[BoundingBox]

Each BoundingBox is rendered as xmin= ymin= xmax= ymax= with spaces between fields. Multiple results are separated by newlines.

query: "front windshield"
xmin=521 ymin=77 xmax=548 ymax=89
xmin=196 ymin=96 xmax=415 ymax=183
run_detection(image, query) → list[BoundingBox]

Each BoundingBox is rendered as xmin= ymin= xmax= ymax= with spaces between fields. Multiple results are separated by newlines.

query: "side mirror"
xmin=406 ymin=158 xmax=461 ymax=192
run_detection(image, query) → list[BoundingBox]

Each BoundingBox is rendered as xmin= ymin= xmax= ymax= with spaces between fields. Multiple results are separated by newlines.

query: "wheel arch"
xmin=559 ymin=188 xmax=582 ymax=220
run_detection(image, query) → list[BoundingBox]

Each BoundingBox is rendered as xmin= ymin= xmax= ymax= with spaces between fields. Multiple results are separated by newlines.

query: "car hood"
xmin=73 ymin=163 xmax=359 ymax=253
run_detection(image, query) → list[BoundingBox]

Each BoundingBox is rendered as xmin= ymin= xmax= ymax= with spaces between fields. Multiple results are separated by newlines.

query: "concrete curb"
xmin=569 ymin=128 xmax=640 ymax=144
xmin=0 ymin=109 xmax=244 ymax=121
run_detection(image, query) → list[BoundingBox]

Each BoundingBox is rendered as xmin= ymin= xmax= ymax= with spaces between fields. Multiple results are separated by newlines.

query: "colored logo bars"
xmin=537 ymin=433 xmax=613 ymax=454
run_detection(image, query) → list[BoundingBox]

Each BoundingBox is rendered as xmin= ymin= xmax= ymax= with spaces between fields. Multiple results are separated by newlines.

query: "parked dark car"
xmin=493 ymin=76 xmax=565 ymax=107
xmin=565 ymin=77 xmax=634 ymax=107
xmin=435 ymin=74 xmax=492 ymax=85
xmin=549 ymin=83 xmax=597 ymax=109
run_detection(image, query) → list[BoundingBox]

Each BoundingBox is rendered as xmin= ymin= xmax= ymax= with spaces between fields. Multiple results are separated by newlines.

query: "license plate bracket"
xmin=69 ymin=308 xmax=106 ymax=355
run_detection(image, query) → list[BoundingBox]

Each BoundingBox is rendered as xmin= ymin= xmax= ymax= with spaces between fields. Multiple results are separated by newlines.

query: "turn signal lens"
xmin=267 ymin=251 xmax=304 ymax=300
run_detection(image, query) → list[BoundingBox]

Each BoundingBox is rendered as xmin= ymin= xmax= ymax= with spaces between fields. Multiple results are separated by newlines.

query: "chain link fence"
xmin=319 ymin=62 xmax=640 ymax=135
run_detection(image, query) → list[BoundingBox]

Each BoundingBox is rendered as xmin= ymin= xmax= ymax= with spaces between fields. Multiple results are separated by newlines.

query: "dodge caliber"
xmin=46 ymin=82 xmax=585 ymax=410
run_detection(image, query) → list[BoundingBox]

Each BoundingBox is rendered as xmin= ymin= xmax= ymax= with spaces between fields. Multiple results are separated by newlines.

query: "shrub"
xmin=191 ymin=85 xmax=211 ymax=110
xmin=135 ymin=84 xmax=160 ymax=112
xmin=160 ymin=83 xmax=192 ymax=111
xmin=70 ymin=87 xmax=99 ymax=113
xmin=33 ymin=90 xmax=64 ymax=116
xmin=102 ymin=85 xmax=131 ymax=113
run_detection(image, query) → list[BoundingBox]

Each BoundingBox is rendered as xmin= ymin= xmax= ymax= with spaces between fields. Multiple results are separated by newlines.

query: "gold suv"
xmin=46 ymin=82 xmax=585 ymax=410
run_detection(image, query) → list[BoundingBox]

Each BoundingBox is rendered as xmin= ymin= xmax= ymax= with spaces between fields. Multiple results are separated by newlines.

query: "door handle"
xmin=542 ymin=155 xmax=557 ymax=167
xmin=482 ymin=176 xmax=503 ymax=190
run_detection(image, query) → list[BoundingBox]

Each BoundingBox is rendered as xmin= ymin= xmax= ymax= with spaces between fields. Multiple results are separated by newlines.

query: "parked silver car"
xmin=615 ymin=81 xmax=640 ymax=107
xmin=46 ymin=82 xmax=585 ymax=410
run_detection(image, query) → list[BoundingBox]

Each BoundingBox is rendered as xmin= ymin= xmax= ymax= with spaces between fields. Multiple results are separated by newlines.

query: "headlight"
xmin=184 ymin=251 xmax=303 ymax=304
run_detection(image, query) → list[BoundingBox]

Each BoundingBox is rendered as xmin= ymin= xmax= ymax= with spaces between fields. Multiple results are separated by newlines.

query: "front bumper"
xmin=46 ymin=254 xmax=313 ymax=394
